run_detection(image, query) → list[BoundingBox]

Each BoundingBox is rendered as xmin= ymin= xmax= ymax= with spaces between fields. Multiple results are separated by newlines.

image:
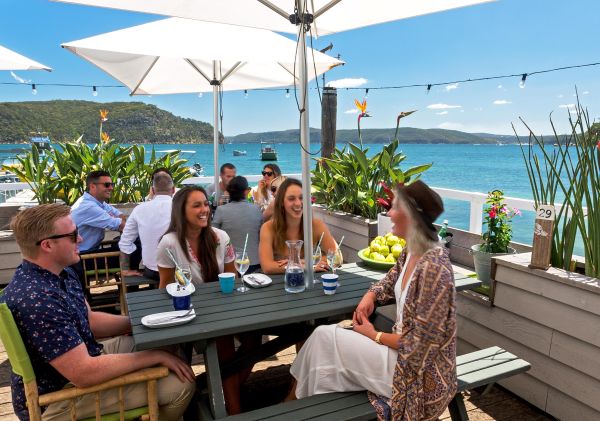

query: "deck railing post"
xmin=469 ymin=196 xmax=485 ymax=235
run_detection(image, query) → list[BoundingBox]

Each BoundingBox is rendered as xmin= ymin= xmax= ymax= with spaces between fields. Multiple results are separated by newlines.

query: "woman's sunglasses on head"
xmin=262 ymin=171 xmax=273 ymax=177
xmin=35 ymin=228 xmax=79 ymax=245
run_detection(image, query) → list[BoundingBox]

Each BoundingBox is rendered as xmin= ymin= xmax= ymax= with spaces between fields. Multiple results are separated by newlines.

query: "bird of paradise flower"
xmin=354 ymin=99 xmax=370 ymax=148
xmin=393 ymin=110 xmax=417 ymax=141
xmin=99 ymin=109 xmax=110 ymax=144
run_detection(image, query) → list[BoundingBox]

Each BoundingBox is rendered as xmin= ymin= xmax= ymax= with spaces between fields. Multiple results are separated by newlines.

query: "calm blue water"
xmin=0 ymin=142 xmax=561 ymax=250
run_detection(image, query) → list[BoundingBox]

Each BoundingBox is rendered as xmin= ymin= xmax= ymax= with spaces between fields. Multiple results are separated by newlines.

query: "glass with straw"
xmin=326 ymin=236 xmax=344 ymax=276
xmin=235 ymin=233 xmax=250 ymax=292
xmin=312 ymin=231 xmax=325 ymax=282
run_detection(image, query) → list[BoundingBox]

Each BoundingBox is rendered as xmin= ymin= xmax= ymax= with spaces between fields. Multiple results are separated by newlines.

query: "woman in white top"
xmin=157 ymin=186 xmax=235 ymax=287
xmin=251 ymin=163 xmax=281 ymax=211
xmin=288 ymin=181 xmax=457 ymax=421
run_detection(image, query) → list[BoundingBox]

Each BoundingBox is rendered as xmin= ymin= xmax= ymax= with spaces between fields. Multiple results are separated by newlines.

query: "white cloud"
xmin=445 ymin=83 xmax=458 ymax=91
xmin=557 ymin=94 xmax=564 ymax=98
xmin=10 ymin=71 xmax=30 ymax=84
xmin=497 ymin=84 xmax=503 ymax=89
xmin=438 ymin=122 xmax=464 ymax=130
xmin=559 ymin=104 xmax=576 ymax=109
xmin=436 ymin=111 xmax=448 ymax=115
xmin=426 ymin=103 xmax=462 ymax=110
xmin=583 ymin=91 xmax=590 ymax=95
xmin=326 ymin=78 xmax=368 ymax=88
xmin=344 ymin=109 xmax=358 ymax=114
xmin=493 ymin=100 xmax=512 ymax=105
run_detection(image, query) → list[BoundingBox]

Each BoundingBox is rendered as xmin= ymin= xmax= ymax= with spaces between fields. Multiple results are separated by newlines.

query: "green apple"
xmin=379 ymin=246 xmax=390 ymax=257
xmin=374 ymin=235 xmax=385 ymax=245
xmin=369 ymin=242 xmax=381 ymax=254
xmin=391 ymin=244 xmax=403 ymax=258
xmin=362 ymin=249 xmax=370 ymax=259
xmin=385 ymin=254 xmax=396 ymax=263
xmin=386 ymin=235 xmax=400 ymax=247
xmin=371 ymin=252 xmax=385 ymax=262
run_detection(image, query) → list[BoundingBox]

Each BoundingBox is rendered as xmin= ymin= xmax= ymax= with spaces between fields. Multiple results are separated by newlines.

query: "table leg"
xmin=204 ymin=339 xmax=228 ymax=419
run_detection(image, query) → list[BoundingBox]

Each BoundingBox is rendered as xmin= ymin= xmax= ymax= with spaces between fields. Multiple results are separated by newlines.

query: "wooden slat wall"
xmin=0 ymin=231 xmax=21 ymax=286
xmin=457 ymin=254 xmax=600 ymax=421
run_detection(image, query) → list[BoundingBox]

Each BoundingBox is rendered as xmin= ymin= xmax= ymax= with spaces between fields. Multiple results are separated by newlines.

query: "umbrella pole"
xmin=213 ymin=61 xmax=220 ymax=202
xmin=298 ymin=3 xmax=314 ymax=288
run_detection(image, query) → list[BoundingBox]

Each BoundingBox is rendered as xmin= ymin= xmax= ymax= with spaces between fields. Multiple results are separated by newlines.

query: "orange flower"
xmin=99 ymin=109 xmax=109 ymax=122
xmin=101 ymin=132 xmax=110 ymax=143
xmin=354 ymin=99 xmax=367 ymax=114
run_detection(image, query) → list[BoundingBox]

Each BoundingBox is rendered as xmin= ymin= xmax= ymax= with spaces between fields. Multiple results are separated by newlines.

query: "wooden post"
xmin=529 ymin=204 xmax=555 ymax=270
xmin=321 ymin=87 xmax=337 ymax=158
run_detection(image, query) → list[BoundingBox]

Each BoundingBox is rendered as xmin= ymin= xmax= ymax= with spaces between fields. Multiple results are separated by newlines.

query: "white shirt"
xmin=118 ymin=195 xmax=172 ymax=271
xmin=393 ymin=253 xmax=415 ymax=334
xmin=156 ymin=228 xmax=235 ymax=284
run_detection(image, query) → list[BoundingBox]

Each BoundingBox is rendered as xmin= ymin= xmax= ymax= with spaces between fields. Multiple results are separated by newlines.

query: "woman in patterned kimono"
xmin=289 ymin=180 xmax=457 ymax=420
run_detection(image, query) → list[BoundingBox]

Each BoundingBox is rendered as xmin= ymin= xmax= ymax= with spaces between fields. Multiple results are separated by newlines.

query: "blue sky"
xmin=1 ymin=0 xmax=599 ymax=136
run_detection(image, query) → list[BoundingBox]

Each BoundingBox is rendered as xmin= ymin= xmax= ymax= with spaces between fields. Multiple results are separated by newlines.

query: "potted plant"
xmin=376 ymin=181 xmax=394 ymax=235
xmin=471 ymin=189 xmax=520 ymax=285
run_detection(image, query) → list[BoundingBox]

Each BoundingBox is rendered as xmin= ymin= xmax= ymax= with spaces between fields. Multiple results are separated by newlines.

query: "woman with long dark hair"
xmin=259 ymin=178 xmax=336 ymax=274
xmin=157 ymin=186 xmax=235 ymax=286
xmin=252 ymin=163 xmax=281 ymax=211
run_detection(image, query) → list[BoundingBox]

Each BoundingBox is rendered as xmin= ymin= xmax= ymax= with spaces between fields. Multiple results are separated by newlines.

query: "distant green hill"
xmin=0 ymin=100 xmax=219 ymax=144
xmin=228 ymin=127 xmax=500 ymax=144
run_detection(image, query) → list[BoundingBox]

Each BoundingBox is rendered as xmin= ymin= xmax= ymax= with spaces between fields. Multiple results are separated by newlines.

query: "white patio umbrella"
xmin=0 ymin=44 xmax=51 ymax=71
xmin=55 ymin=0 xmax=494 ymax=284
xmin=62 ymin=17 xmax=342 ymax=204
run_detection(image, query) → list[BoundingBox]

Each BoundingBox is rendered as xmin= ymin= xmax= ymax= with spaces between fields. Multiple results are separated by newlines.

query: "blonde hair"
xmin=393 ymin=190 xmax=438 ymax=256
xmin=10 ymin=204 xmax=71 ymax=258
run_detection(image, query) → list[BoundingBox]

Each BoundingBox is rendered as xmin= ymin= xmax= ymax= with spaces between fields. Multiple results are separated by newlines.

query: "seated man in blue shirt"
xmin=2 ymin=204 xmax=195 ymax=421
xmin=71 ymin=170 xmax=126 ymax=254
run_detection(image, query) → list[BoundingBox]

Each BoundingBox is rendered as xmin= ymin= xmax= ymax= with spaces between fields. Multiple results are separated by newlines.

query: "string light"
xmin=244 ymin=89 xmax=248 ymax=99
xmin=364 ymin=88 xmax=369 ymax=98
xmin=92 ymin=86 xmax=98 ymax=97
xmin=285 ymin=88 xmax=290 ymax=99
xmin=427 ymin=84 xmax=432 ymax=94
xmin=520 ymin=73 xmax=527 ymax=89
xmin=31 ymin=84 xmax=37 ymax=95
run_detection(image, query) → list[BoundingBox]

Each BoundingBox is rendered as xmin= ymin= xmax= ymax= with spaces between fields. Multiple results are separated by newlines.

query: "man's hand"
xmin=152 ymin=350 xmax=195 ymax=383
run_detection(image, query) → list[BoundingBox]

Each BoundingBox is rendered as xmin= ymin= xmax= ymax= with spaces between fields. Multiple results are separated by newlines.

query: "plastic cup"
xmin=171 ymin=287 xmax=192 ymax=310
xmin=218 ymin=272 xmax=235 ymax=294
xmin=321 ymin=274 xmax=339 ymax=295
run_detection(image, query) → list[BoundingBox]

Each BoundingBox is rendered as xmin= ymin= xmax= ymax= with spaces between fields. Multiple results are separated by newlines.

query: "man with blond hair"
xmin=2 ymin=204 xmax=195 ymax=421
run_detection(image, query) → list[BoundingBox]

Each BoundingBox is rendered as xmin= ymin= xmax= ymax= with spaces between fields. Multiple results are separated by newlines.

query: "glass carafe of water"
xmin=284 ymin=240 xmax=305 ymax=293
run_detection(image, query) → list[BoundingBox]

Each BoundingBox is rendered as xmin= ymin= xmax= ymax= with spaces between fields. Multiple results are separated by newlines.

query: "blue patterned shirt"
xmin=71 ymin=192 xmax=122 ymax=252
xmin=2 ymin=260 xmax=103 ymax=420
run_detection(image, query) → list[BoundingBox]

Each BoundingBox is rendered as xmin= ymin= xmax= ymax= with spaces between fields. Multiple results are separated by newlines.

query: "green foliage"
xmin=480 ymin=190 xmax=520 ymax=253
xmin=517 ymin=99 xmax=599 ymax=278
xmin=311 ymin=139 xmax=432 ymax=219
xmin=6 ymin=140 xmax=190 ymax=205
xmin=0 ymin=100 xmax=218 ymax=144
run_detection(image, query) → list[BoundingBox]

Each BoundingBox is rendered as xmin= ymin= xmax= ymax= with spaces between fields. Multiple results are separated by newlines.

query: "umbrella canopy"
xmin=0 ymin=44 xmax=51 ymax=71
xmin=56 ymin=0 xmax=494 ymax=286
xmin=62 ymin=17 xmax=341 ymax=95
xmin=54 ymin=0 xmax=494 ymax=37
xmin=63 ymin=17 xmax=342 ymax=203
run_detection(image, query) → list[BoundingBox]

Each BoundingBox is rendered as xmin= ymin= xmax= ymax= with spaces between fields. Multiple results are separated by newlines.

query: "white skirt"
xmin=290 ymin=324 xmax=397 ymax=399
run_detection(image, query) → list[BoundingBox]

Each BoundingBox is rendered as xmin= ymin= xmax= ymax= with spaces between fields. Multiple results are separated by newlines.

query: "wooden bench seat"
xmin=199 ymin=345 xmax=530 ymax=421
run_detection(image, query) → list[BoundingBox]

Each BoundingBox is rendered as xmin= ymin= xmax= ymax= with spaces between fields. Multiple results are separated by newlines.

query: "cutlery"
xmin=149 ymin=306 xmax=194 ymax=324
xmin=247 ymin=275 xmax=264 ymax=285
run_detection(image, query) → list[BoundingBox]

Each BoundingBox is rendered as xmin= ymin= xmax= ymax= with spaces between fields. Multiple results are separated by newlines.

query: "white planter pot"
xmin=470 ymin=244 xmax=516 ymax=286
xmin=377 ymin=213 xmax=393 ymax=236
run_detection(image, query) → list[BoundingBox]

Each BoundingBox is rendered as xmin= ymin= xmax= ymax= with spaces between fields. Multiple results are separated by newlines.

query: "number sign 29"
xmin=529 ymin=205 xmax=555 ymax=270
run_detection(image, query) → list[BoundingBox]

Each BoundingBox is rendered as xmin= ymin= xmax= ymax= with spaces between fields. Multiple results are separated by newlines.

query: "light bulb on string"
xmin=92 ymin=86 xmax=98 ymax=97
xmin=31 ymin=84 xmax=37 ymax=95
xmin=520 ymin=73 xmax=527 ymax=89
xmin=244 ymin=89 xmax=248 ymax=99
xmin=427 ymin=84 xmax=432 ymax=94
xmin=285 ymin=88 xmax=290 ymax=99
xmin=364 ymin=88 xmax=369 ymax=99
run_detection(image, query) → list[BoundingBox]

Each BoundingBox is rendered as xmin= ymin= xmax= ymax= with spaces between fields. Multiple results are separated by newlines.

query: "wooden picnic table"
xmin=126 ymin=262 xmax=481 ymax=419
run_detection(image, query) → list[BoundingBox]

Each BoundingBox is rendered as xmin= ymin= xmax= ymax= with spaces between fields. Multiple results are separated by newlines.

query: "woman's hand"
xmin=275 ymin=259 xmax=288 ymax=269
xmin=355 ymin=291 xmax=377 ymax=319
xmin=352 ymin=311 xmax=377 ymax=340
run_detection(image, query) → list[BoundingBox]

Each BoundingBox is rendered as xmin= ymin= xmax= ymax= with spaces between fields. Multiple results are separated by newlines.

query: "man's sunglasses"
xmin=36 ymin=228 xmax=79 ymax=246
xmin=262 ymin=171 xmax=273 ymax=177
xmin=94 ymin=182 xmax=115 ymax=188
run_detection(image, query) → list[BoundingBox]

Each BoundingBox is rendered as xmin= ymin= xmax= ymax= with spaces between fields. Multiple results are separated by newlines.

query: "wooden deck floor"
xmin=0 ymin=338 xmax=552 ymax=420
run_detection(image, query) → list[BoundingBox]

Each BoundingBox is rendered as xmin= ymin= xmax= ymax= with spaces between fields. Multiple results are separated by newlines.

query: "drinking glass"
xmin=234 ymin=251 xmax=250 ymax=292
xmin=312 ymin=245 xmax=322 ymax=282
xmin=326 ymin=248 xmax=343 ymax=275
xmin=175 ymin=264 xmax=192 ymax=286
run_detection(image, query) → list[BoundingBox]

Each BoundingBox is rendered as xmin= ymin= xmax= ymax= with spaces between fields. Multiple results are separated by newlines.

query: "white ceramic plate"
xmin=141 ymin=309 xmax=196 ymax=329
xmin=243 ymin=273 xmax=273 ymax=288
xmin=166 ymin=282 xmax=195 ymax=297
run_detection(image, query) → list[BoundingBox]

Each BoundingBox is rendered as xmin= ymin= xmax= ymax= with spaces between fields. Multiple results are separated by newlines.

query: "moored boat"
xmin=260 ymin=141 xmax=277 ymax=161
xmin=233 ymin=150 xmax=247 ymax=156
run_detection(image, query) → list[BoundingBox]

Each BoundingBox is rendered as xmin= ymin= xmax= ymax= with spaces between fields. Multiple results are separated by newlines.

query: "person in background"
xmin=145 ymin=167 xmax=175 ymax=201
xmin=205 ymin=163 xmax=236 ymax=207
xmin=261 ymin=175 xmax=287 ymax=222
xmin=119 ymin=171 xmax=175 ymax=282
xmin=288 ymin=181 xmax=457 ymax=421
xmin=252 ymin=163 xmax=281 ymax=211
xmin=259 ymin=178 xmax=335 ymax=274
xmin=2 ymin=204 xmax=195 ymax=421
xmin=212 ymin=176 xmax=263 ymax=274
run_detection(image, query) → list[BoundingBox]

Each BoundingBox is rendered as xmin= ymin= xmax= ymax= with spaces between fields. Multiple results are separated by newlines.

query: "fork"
xmin=150 ymin=306 xmax=194 ymax=324
xmin=247 ymin=275 xmax=264 ymax=285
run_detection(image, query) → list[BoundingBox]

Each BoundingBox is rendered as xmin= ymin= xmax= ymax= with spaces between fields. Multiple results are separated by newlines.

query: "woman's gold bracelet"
xmin=375 ymin=331 xmax=383 ymax=345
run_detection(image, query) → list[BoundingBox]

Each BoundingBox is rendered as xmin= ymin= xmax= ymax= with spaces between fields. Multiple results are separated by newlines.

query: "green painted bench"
xmin=201 ymin=346 xmax=530 ymax=421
